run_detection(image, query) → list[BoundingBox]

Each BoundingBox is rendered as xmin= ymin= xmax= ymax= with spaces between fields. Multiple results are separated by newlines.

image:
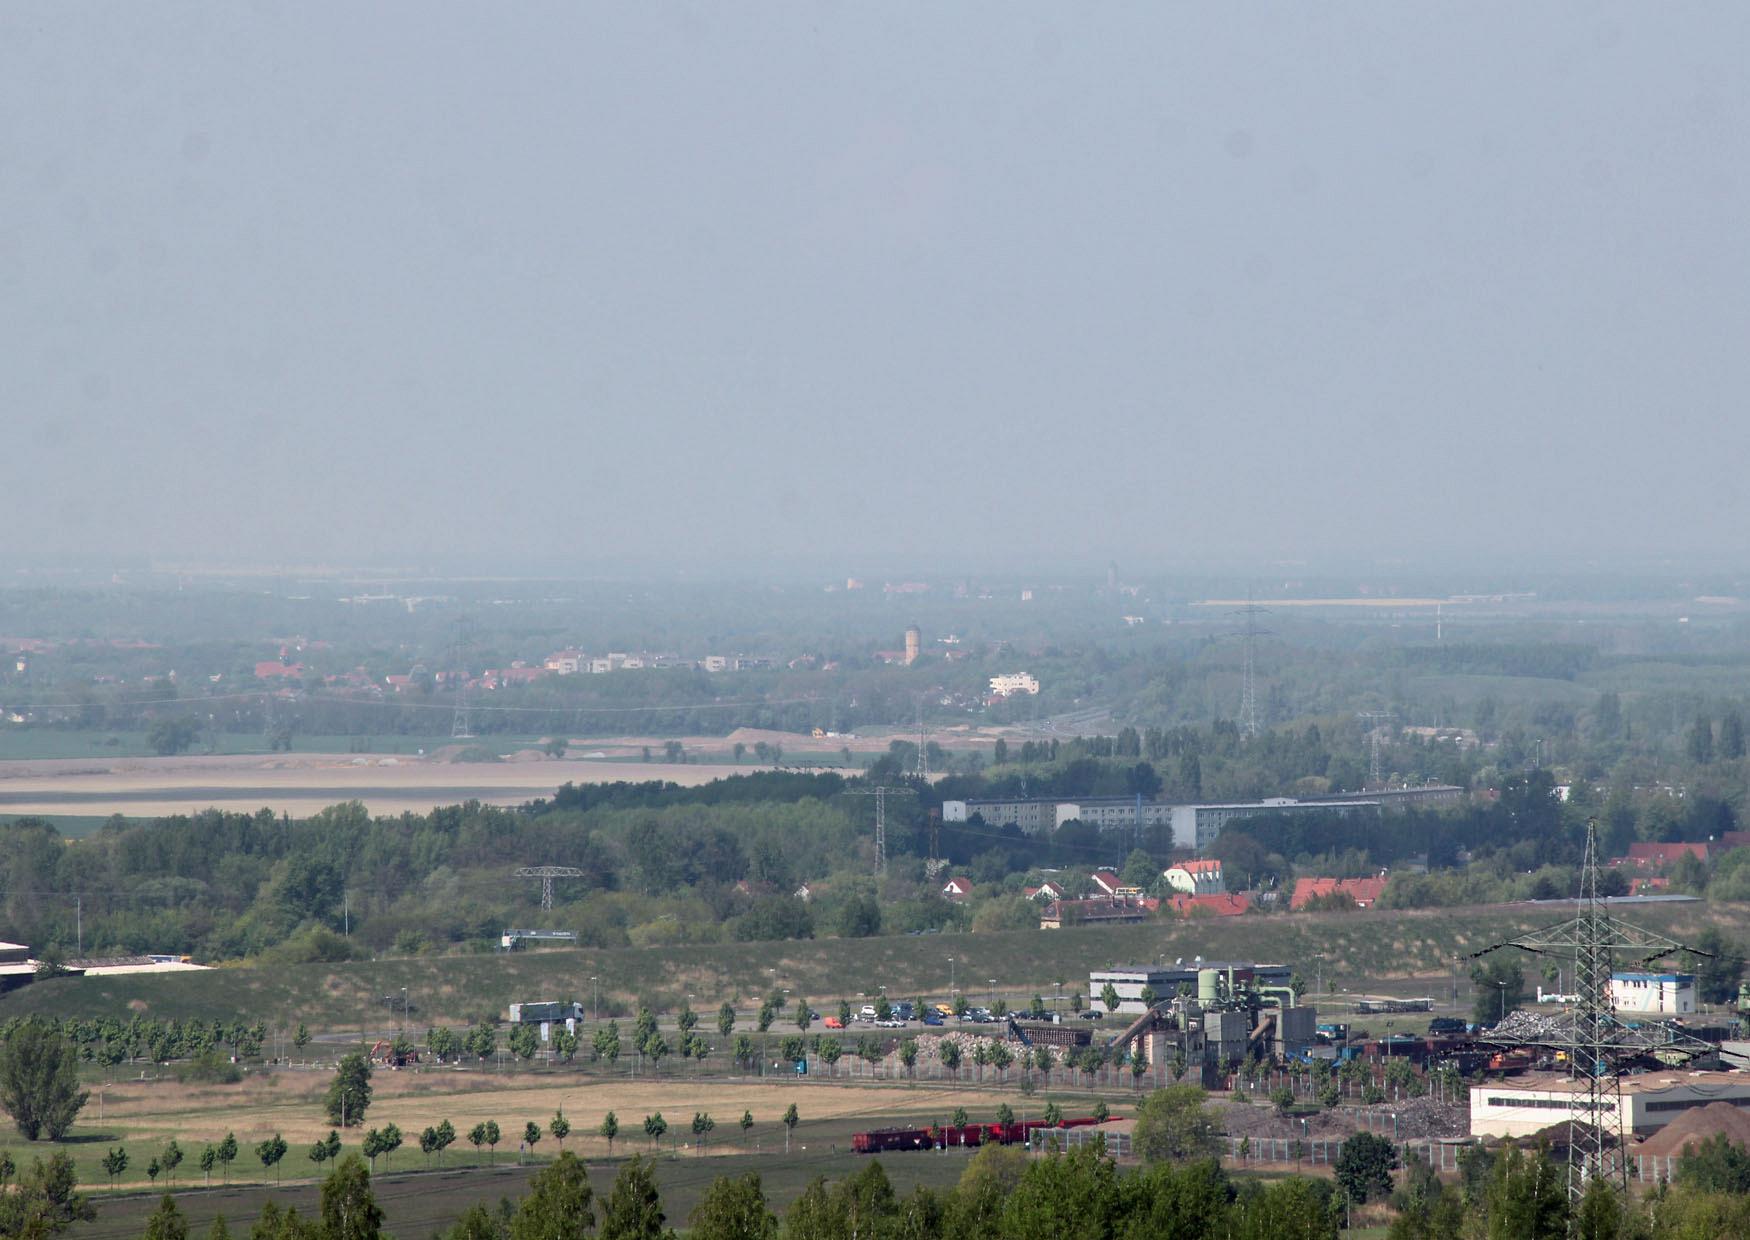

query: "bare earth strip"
xmin=0 ymin=754 xmax=755 ymax=818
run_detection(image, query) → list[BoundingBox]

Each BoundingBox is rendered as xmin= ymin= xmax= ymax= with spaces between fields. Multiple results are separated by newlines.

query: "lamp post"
xmin=591 ymin=976 xmax=598 ymax=1023
xmin=990 ymin=979 xmax=997 ymax=1013
xmin=1053 ymin=981 xmax=1062 ymax=1019
xmin=948 ymin=956 xmax=955 ymax=1003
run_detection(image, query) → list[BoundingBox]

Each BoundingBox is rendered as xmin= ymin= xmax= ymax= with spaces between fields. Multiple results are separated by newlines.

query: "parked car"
xmin=921 ymin=1011 xmax=943 ymax=1026
xmin=860 ymin=1005 xmax=878 ymax=1021
xmin=823 ymin=1016 xmax=844 ymax=1029
xmin=1427 ymin=1017 xmax=1467 ymax=1037
xmin=1078 ymin=1010 xmax=1104 ymax=1020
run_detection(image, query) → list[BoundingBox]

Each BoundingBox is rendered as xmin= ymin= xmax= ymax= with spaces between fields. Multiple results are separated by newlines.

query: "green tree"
xmin=1480 ymin=1143 xmax=1567 ymax=1240
xmin=0 ymin=1150 xmax=93 ymax=1236
xmin=1688 ymin=714 xmax=1716 ymax=764
xmin=434 ymin=1119 xmax=456 ymax=1165
xmin=509 ymin=1150 xmax=595 ymax=1240
xmin=509 ymin=1024 xmax=539 ymax=1064
xmin=1335 ymin=1132 xmax=1397 ymax=1203
xmin=142 ymin=1194 xmax=189 ymax=1240
xmin=1133 ymin=1085 xmax=1222 ymax=1163
xmin=548 ymin=1110 xmax=570 ymax=1152
xmin=600 ymin=1111 xmax=619 ymax=1154
xmin=523 ymin=1121 xmax=542 ymax=1160
xmin=1000 ymin=1142 xmax=1122 ymax=1238
xmin=782 ymin=1104 xmax=799 ymax=1154
xmin=691 ymin=1112 xmax=715 ymax=1153
xmin=215 ymin=1132 xmax=237 ymax=1184
xmin=717 ymin=1003 xmax=736 ymax=1037
xmin=0 ymin=1018 xmax=90 ymax=1141
xmin=599 ymin=1154 xmax=666 ymax=1240
xmin=794 ymin=997 xmax=813 ymax=1032
xmin=257 ymin=1134 xmax=288 ymax=1184
xmin=1675 ymin=1129 xmax=1750 ymax=1193
xmin=324 ymin=1051 xmax=372 ymax=1127
xmin=898 ymin=1038 xmax=919 ymax=1079
xmin=147 ymin=718 xmax=199 ymax=756
xmin=593 ymin=1022 xmax=622 ymax=1066
xmin=643 ymin=1112 xmax=666 ymax=1149
xmin=292 ymin=1024 xmax=311 ymax=1056
xmin=101 ymin=1146 xmax=129 ymax=1187
xmin=161 ymin=1139 xmax=184 ymax=1186
xmin=939 ymin=1040 xmax=962 ymax=1076
xmin=1100 ymin=982 xmax=1121 ymax=1014
xmin=688 ymin=1171 xmax=776 ymax=1240
xmin=318 ymin=1154 xmax=383 ymax=1240
xmin=1693 ymin=927 xmax=1747 ymax=1005
xmin=1723 ymin=711 xmax=1747 ymax=761
xmin=1470 ymin=955 xmax=1527 ymax=1026
xmin=739 ymin=1110 xmax=754 ymax=1144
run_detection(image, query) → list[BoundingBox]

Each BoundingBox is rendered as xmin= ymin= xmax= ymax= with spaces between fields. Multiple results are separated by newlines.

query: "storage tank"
xmin=1198 ymin=969 xmax=1223 ymax=1005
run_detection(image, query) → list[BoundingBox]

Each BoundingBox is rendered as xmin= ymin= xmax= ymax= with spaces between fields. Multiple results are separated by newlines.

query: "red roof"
xmin=1174 ymin=859 xmax=1223 ymax=875
xmin=1621 ymin=842 xmax=1717 ymax=868
xmin=1090 ymin=870 xmax=1121 ymax=893
xmin=1290 ymin=876 xmax=1388 ymax=910
xmin=1168 ymin=893 xmax=1251 ymax=918
xmin=942 ymin=877 xmax=974 ymax=898
xmin=254 ymin=661 xmax=303 ymax=679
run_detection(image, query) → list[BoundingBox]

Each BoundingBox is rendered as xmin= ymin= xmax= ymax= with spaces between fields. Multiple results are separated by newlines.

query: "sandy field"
xmin=0 ymin=752 xmax=763 ymax=818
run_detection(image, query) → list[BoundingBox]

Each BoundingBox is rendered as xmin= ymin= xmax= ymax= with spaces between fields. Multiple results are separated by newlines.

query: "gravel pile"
xmin=1486 ymin=1009 xmax=1569 ymax=1042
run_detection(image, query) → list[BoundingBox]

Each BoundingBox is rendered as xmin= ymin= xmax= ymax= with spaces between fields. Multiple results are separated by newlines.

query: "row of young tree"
xmin=109 ymin=1122 xmax=1750 ymax=1240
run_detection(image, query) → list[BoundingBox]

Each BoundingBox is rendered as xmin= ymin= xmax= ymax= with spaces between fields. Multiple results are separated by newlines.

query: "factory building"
xmin=1610 ymin=971 xmax=1697 ymax=1015
xmin=1090 ymin=962 xmax=1294 ymax=1014
xmin=1470 ymin=1071 xmax=1750 ymax=1140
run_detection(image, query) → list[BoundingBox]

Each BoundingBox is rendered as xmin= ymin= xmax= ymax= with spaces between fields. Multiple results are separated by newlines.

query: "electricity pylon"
xmin=515 ymin=866 xmax=585 ymax=911
xmin=845 ymin=785 xmax=916 ymax=876
xmin=1469 ymin=821 xmax=1720 ymax=1212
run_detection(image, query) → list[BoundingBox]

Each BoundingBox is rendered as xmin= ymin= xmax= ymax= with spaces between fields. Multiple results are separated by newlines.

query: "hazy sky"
xmin=4 ymin=5 xmax=1748 ymax=574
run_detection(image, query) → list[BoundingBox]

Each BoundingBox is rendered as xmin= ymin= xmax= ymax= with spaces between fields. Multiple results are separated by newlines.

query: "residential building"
xmin=544 ymin=651 xmax=584 ymax=675
xmin=1610 ymin=971 xmax=1697 ymax=1015
xmin=1089 ymin=870 xmax=1122 ymax=896
xmin=941 ymin=876 xmax=974 ymax=901
xmin=1023 ymin=880 xmax=1066 ymax=903
xmin=1040 ymin=895 xmax=1157 ymax=931
xmin=1470 ymin=1071 xmax=1750 ymax=1140
xmin=1168 ymin=798 xmax=1382 ymax=852
xmin=1166 ymin=892 xmax=1252 ymax=918
xmin=1290 ymin=876 xmax=1389 ymax=910
xmin=701 ymin=656 xmax=730 ymax=673
xmin=1619 ymin=842 xmax=1721 ymax=868
xmin=1163 ymin=859 xmax=1225 ymax=896
xmin=988 ymin=672 xmax=1040 ymax=697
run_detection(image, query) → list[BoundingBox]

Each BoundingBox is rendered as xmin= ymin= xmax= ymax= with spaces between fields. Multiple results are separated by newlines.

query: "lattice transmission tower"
xmin=846 ymin=784 xmax=915 ymax=876
xmin=1229 ymin=594 xmax=1271 ymax=737
xmin=450 ymin=618 xmax=475 ymax=739
xmin=1358 ymin=711 xmax=1393 ymax=788
xmin=516 ymin=866 xmax=585 ymax=911
xmin=1469 ymin=821 xmax=1725 ymax=1213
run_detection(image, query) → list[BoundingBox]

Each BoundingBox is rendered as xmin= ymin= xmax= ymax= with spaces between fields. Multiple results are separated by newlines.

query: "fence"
xmin=1226 ymin=1136 xmax=1478 ymax=1172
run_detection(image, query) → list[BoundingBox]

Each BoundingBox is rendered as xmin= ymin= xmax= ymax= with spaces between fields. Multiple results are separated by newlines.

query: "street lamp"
xmin=948 ymin=956 xmax=955 ymax=1001
xmin=1496 ymin=980 xmax=1508 ymax=1024
xmin=990 ymin=979 xmax=997 ymax=1012
xmin=1053 ymin=981 xmax=1062 ymax=1019
xmin=591 ymin=976 xmax=599 ymax=1023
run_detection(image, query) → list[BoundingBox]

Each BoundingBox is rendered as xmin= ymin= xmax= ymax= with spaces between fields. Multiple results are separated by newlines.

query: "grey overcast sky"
xmin=4 ymin=4 xmax=1747 ymax=575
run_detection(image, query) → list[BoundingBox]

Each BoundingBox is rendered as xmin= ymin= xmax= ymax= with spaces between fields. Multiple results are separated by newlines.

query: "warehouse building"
xmin=1470 ymin=1071 xmax=1750 ymax=1140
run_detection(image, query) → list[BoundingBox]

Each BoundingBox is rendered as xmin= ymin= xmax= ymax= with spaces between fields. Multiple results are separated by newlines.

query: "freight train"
xmin=852 ymin=1116 xmax=1112 ymax=1154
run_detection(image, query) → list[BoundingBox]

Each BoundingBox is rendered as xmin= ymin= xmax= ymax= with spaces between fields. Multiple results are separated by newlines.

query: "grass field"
xmin=45 ymin=1062 xmax=1097 ymax=1238
xmin=7 ymin=901 xmax=1745 ymax=1031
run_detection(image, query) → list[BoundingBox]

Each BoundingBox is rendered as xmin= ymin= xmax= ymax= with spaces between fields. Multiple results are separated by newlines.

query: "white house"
xmin=988 ymin=672 xmax=1040 ymax=697
xmin=1610 ymin=971 xmax=1697 ymax=1015
xmin=941 ymin=876 xmax=974 ymax=901
xmin=1163 ymin=859 xmax=1226 ymax=896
